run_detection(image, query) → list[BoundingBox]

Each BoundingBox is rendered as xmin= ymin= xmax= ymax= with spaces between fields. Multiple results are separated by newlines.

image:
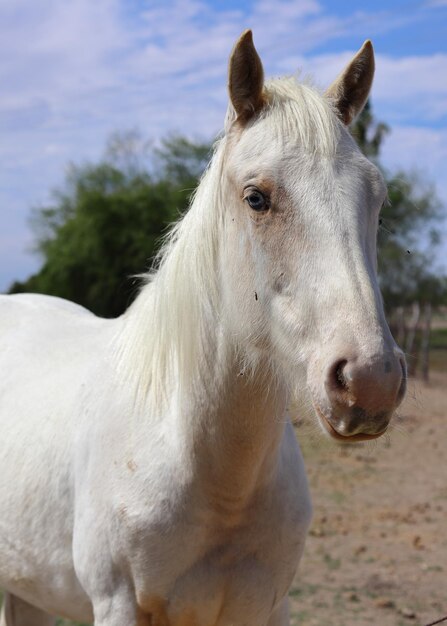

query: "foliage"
xmin=9 ymin=134 xmax=211 ymax=317
xmin=154 ymin=135 xmax=211 ymax=185
xmin=351 ymin=103 xmax=446 ymax=309
xmin=350 ymin=100 xmax=389 ymax=160
xmin=8 ymin=104 xmax=446 ymax=315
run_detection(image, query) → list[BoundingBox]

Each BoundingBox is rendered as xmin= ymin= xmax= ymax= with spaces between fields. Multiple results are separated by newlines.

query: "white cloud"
xmin=0 ymin=0 xmax=446 ymax=291
xmin=381 ymin=125 xmax=447 ymax=196
xmin=279 ymin=50 xmax=447 ymax=123
xmin=375 ymin=54 xmax=447 ymax=122
xmin=381 ymin=125 xmax=447 ymax=272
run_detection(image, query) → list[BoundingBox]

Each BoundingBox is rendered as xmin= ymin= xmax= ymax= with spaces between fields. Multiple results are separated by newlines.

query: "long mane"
xmin=113 ymin=77 xmax=340 ymax=406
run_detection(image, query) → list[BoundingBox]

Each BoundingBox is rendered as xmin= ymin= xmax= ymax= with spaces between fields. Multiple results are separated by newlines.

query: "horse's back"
xmin=0 ymin=292 xmax=95 ymax=334
xmin=0 ymin=291 xmax=113 ymax=362
xmin=0 ymin=291 xmax=119 ymax=445
xmin=0 ymin=293 xmax=115 ymax=619
xmin=0 ymin=292 xmax=113 ymax=422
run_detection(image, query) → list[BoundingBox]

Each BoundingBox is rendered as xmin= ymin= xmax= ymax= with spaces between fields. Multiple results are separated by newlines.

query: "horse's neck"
xmin=180 ymin=338 xmax=289 ymax=516
xmin=121 ymin=288 xmax=288 ymax=514
xmin=117 ymin=148 xmax=289 ymax=511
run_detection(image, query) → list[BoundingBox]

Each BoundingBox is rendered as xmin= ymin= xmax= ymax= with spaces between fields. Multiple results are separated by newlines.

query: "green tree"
xmin=9 ymin=133 xmax=211 ymax=317
xmin=9 ymin=112 xmax=445 ymax=316
xmin=155 ymin=134 xmax=211 ymax=186
xmin=351 ymin=102 xmax=445 ymax=309
xmin=351 ymin=100 xmax=389 ymax=160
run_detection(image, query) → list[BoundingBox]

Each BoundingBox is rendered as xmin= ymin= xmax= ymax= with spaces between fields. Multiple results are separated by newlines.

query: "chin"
xmin=313 ymin=403 xmax=388 ymax=443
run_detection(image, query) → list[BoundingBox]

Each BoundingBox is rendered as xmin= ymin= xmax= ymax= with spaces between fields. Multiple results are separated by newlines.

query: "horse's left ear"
xmin=228 ymin=30 xmax=264 ymax=124
xmin=325 ymin=41 xmax=375 ymax=125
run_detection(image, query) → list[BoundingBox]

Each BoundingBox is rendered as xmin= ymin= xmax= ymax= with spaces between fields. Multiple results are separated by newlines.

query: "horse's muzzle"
xmin=314 ymin=349 xmax=406 ymax=441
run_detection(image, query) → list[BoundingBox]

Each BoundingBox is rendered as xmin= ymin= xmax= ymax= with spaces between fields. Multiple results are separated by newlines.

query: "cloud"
xmin=374 ymin=54 xmax=447 ymax=123
xmin=381 ymin=125 xmax=447 ymax=196
xmin=381 ymin=124 xmax=447 ymax=272
xmin=279 ymin=50 xmax=447 ymax=123
xmin=0 ymin=0 xmax=446 ymax=291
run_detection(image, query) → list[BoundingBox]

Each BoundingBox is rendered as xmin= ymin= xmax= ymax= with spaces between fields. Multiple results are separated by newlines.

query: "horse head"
xmin=220 ymin=31 xmax=406 ymax=441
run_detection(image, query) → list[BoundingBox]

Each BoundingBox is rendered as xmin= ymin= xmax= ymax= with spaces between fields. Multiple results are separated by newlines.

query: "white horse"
xmin=0 ymin=31 xmax=406 ymax=626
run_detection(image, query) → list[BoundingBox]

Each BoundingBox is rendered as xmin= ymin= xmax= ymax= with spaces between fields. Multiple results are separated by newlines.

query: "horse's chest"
xmin=134 ymin=543 xmax=290 ymax=626
xmin=126 ymin=496 xmax=305 ymax=626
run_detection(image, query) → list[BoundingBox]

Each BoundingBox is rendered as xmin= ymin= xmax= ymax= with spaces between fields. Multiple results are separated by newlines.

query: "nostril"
xmin=327 ymin=359 xmax=349 ymax=393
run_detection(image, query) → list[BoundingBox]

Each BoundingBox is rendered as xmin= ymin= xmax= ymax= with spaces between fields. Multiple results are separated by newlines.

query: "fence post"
xmin=420 ymin=302 xmax=432 ymax=382
xmin=406 ymin=301 xmax=420 ymax=377
xmin=396 ymin=306 xmax=406 ymax=347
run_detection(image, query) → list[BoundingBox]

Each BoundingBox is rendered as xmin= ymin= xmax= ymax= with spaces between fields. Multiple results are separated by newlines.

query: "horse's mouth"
xmin=313 ymin=403 xmax=387 ymax=442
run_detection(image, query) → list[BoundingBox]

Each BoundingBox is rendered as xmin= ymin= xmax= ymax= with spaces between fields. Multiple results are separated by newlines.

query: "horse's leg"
xmin=0 ymin=592 xmax=56 ymax=626
xmin=91 ymin=594 xmax=139 ymax=626
xmin=266 ymin=597 xmax=290 ymax=626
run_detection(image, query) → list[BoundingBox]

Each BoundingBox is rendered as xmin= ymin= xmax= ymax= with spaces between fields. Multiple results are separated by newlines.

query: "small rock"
xmin=375 ymin=597 xmax=395 ymax=609
xmin=346 ymin=592 xmax=359 ymax=602
xmin=399 ymin=607 xmax=416 ymax=619
xmin=413 ymin=535 xmax=425 ymax=550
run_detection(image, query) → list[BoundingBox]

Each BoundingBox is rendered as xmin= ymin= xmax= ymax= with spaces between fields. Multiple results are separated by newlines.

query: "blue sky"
xmin=1 ymin=0 xmax=446 ymax=292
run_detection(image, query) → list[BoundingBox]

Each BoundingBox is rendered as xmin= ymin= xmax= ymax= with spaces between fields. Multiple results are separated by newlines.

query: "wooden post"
xmin=406 ymin=301 xmax=420 ymax=377
xmin=396 ymin=306 xmax=406 ymax=348
xmin=420 ymin=303 xmax=432 ymax=382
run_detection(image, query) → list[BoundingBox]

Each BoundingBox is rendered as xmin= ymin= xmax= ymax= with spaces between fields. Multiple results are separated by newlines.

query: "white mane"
xmin=262 ymin=77 xmax=340 ymax=155
xmin=114 ymin=77 xmax=341 ymax=405
xmin=115 ymin=137 xmax=227 ymax=404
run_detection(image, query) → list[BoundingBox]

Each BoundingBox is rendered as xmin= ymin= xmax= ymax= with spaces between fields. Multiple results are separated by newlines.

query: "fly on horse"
xmin=0 ymin=31 xmax=406 ymax=626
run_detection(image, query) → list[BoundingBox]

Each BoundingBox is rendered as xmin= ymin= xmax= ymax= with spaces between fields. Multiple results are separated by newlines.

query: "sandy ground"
xmin=289 ymin=371 xmax=447 ymax=626
xmin=3 ymin=373 xmax=446 ymax=626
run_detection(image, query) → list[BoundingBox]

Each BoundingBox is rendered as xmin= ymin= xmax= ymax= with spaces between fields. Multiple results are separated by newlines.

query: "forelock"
xmin=259 ymin=77 xmax=341 ymax=156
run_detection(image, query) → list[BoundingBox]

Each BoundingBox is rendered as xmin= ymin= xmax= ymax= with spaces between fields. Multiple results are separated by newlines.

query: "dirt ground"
xmin=289 ymin=371 xmax=447 ymax=626
xmin=3 ymin=373 xmax=446 ymax=626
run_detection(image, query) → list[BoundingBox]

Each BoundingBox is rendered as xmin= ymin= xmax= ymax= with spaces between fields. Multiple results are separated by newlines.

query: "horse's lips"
xmin=313 ymin=402 xmax=387 ymax=442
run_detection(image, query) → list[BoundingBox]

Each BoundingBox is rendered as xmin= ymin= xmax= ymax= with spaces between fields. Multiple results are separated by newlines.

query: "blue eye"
xmin=246 ymin=190 xmax=268 ymax=211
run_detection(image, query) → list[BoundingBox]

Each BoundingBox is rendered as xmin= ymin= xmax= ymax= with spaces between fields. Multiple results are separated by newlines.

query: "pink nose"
xmin=323 ymin=351 xmax=406 ymax=437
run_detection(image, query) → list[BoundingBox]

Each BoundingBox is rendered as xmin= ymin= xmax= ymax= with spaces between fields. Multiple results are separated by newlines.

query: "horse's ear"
xmin=228 ymin=30 xmax=264 ymax=124
xmin=325 ymin=40 xmax=375 ymax=125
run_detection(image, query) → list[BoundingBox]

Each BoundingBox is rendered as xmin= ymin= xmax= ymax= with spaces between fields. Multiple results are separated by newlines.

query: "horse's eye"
xmin=245 ymin=190 xmax=268 ymax=211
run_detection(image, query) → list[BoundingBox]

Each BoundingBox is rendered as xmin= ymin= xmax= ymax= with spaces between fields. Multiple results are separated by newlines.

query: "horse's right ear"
xmin=228 ymin=30 xmax=264 ymax=125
